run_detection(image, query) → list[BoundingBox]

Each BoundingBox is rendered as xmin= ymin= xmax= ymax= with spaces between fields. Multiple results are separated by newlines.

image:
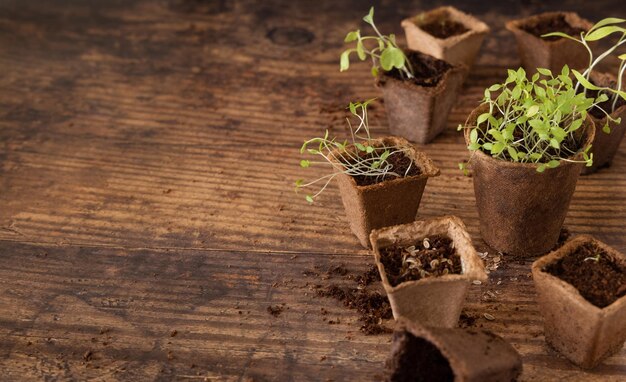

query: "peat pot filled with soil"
xmin=401 ymin=6 xmax=490 ymax=70
xmin=386 ymin=319 xmax=522 ymax=382
xmin=532 ymin=235 xmax=626 ymax=369
xmin=332 ymin=136 xmax=440 ymax=248
xmin=581 ymin=72 xmax=626 ymax=174
xmin=463 ymin=103 xmax=595 ymax=257
xmin=377 ymin=50 xmax=466 ymax=144
xmin=370 ymin=216 xmax=486 ymax=327
xmin=505 ymin=12 xmax=592 ymax=73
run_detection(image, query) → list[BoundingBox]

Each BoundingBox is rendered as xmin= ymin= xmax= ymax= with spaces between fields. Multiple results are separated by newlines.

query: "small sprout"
xmin=584 ymin=254 xmax=601 ymax=262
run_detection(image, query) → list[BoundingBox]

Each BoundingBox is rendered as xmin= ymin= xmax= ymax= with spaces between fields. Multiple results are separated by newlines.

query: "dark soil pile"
xmin=544 ymin=242 xmax=626 ymax=308
xmin=385 ymin=51 xmax=452 ymax=87
xmin=345 ymin=149 xmax=421 ymax=187
xmin=379 ymin=236 xmax=461 ymax=287
xmin=521 ymin=14 xmax=586 ymax=41
xmin=386 ymin=330 xmax=454 ymax=382
xmin=420 ymin=18 xmax=468 ymax=39
xmin=267 ymin=305 xmax=284 ymax=317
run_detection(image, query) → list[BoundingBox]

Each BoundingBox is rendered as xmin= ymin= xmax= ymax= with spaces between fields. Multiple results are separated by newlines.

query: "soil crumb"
xmin=267 ymin=305 xmax=284 ymax=317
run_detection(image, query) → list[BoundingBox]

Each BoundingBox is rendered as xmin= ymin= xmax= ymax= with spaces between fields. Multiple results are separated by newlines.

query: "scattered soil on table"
xmin=380 ymin=236 xmax=461 ymax=287
xmin=521 ymin=14 xmax=586 ymax=41
xmin=343 ymin=148 xmax=421 ymax=187
xmin=544 ymin=242 xmax=626 ymax=308
xmin=267 ymin=304 xmax=284 ymax=317
xmin=386 ymin=330 xmax=454 ymax=382
xmin=419 ymin=18 xmax=468 ymax=39
xmin=385 ymin=51 xmax=452 ymax=87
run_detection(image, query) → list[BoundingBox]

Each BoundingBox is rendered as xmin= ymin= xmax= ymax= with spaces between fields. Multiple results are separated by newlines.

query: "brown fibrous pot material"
xmin=370 ymin=216 xmax=486 ymax=328
xmin=505 ymin=12 xmax=592 ymax=73
xmin=532 ymin=235 xmax=626 ymax=369
xmin=332 ymin=136 xmax=440 ymax=248
xmin=378 ymin=51 xmax=466 ymax=144
xmin=401 ymin=6 xmax=490 ymax=70
xmin=464 ymin=104 xmax=595 ymax=257
xmin=386 ymin=319 xmax=523 ymax=382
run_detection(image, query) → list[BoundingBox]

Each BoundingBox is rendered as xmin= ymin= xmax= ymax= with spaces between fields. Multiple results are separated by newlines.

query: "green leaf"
xmin=371 ymin=66 xmax=379 ymax=77
xmin=470 ymin=129 xmax=478 ymax=143
xmin=468 ymin=142 xmax=480 ymax=150
xmin=379 ymin=46 xmax=404 ymax=71
xmin=572 ymin=70 xmax=600 ymax=90
xmin=561 ymin=65 xmax=570 ymax=77
xmin=603 ymin=124 xmax=611 ymax=134
xmin=482 ymin=143 xmax=493 ymax=151
xmin=344 ymin=30 xmax=359 ymax=42
xmin=488 ymin=84 xmax=502 ymax=91
xmin=541 ymin=32 xmax=580 ymax=42
xmin=569 ymin=119 xmax=583 ymax=131
xmin=491 ymin=142 xmax=505 ymax=155
xmin=305 ymin=195 xmax=314 ymax=203
xmin=300 ymin=160 xmax=310 ymax=168
xmin=366 ymin=146 xmax=375 ymax=154
xmin=584 ymin=25 xmax=626 ymax=41
xmin=354 ymin=142 xmax=366 ymax=151
xmin=549 ymin=139 xmax=559 ymax=149
xmin=349 ymin=102 xmax=357 ymax=115
xmin=587 ymin=18 xmax=626 ymax=33
xmin=340 ymin=50 xmax=351 ymax=72
xmin=371 ymin=161 xmax=380 ymax=169
xmin=363 ymin=6 xmax=374 ymax=25
xmin=295 ymin=179 xmax=304 ymax=187
xmin=619 ymin=53 xmax=626 ymax=61
xmin=380 ymin=150 xmax=390 ymax=161
xmin=477 ymin=113 xmax=490 ymax=125
xmin=536 ymin=164 xmax=546 ymax=173
xmin=547 ymin=160 xmax=560 ymax=168
xmin=507 ymin=147 xmax=518 ymax=161
xmin=526 ymin=105 xmax=540 ymax=117
xmin=356 ymin=40 xmax=366 ymax=60
xmin=537 ymin=68 xmax=552 ymax=76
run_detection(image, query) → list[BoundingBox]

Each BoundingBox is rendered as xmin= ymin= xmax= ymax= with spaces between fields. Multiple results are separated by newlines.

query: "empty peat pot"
xmin=386 ymin=319 xmax=523 ymax=382
xmin=370 ymin=216 xmax=486 ymax=327
xmin=505 ymin=12 xmax=592 ymax=73
xmin=377 ymin=50 xmax=466 ymax=144
xmin=401 ymin=6 xmax=490 ymax=70
xmin=332 ymin=136 xmax=440 ymax=248
xmin=464 ymin=104 xmax=595 ymax=257
xmin=581 ymin=72 xmax=626 ymax=175
xmin=532 ymin=235 xmax=626 ymax=369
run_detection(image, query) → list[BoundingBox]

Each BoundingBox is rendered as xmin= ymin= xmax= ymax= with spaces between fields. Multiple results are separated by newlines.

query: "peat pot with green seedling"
xmin=542 ymin=17 xmax=626 ymax=174
xmin=460 ymin=56 xmax=625 ymax=256
xmin=532 ymin=235 xmax=626 ymax=369
xmin=340 ymin=7 xmax=466 ymax=144
xmin=295 ymin=99 xmax=439 ymax=248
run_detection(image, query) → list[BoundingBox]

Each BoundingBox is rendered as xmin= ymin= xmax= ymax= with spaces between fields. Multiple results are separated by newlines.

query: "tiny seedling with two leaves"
xmin=295 ymin=99 xmax=414 ymax=203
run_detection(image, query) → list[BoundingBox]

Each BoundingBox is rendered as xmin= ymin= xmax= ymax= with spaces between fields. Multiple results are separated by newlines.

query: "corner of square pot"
xmin=369 ymin=216 xmax=486 ymax=327
xmin=531 ymin=235 xmax=626 ymax=368
xmin=333 ymin=137 xmax=440 ymax=248
xmin=401 ymin=6 xmax=490 ymax=68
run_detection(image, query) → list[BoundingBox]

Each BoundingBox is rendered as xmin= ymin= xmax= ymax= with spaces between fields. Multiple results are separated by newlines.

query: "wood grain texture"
xmin=0 ymin=0 xmax=625 ymax=380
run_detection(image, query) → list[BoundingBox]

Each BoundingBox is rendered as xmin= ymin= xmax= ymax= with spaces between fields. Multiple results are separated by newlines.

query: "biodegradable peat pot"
xmin=532 ymin=235 xmax=626 ymax=368
xmin=582 ymin=72 xmax=626 ymax=175
xmin=506 ymin=12 xmax=592 ymax=73
xmin=377 ymin=50 xmax=466 ymax=144
xmin=370 ymin=216 xmax=486 ymax=327
xmin=464 ymin=104 xmax=595 ymax=257
xmin=401 ymin=6 xmax=490 ymax=69
xmin=332 ymin=136 xmax=440 ymax=248
xmin=386 ymin=319 xmax=523 ymax=382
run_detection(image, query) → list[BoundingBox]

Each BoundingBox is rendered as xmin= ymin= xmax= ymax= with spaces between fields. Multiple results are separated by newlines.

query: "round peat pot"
xmin=581 ymin=72 xmax=626 ymax=175
xmin=331 ymin=136 xmax=440 ymax=248
xmin=532 ymin=235 xmax=626 ymax=369
xmin=401 ymin=6 xmax=490 ymax=70
xmin=505 ymin=12 xmax=592 ymax=73
xmin=386 ymin=319 xmax=523 ymax=382
xmin=464 ymin=104 xmax=595 ymax=257
xmin=370 ymin=216 xmax=486 ymax=327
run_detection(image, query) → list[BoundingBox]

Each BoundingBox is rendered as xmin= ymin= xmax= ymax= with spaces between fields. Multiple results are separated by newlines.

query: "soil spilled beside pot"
xmin=380 ymin=235 xmax=461 ymax=287
xmin=386 ymin=330 xmax=454 ymax=382
xmin=521 ymin=14 xmax=585 ymax=41
xmin=385 ymin=51 xmax=452 ymax=87
xmin=345 ymin=149 xmax=421 ymax=187
xmin=419 ymin=18 xmax=468 ymax=39
xmin=544 ymin=242 xmax=626 ymax=308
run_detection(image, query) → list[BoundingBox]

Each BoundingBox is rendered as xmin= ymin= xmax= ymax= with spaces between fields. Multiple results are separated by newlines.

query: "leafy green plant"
xmin=295 ymin=99 xmax=413 ymax=203
xmin=340 ymin=7 xmax=414 ymax=79
xmin=542 ymin=17 xmax=626 ymax=130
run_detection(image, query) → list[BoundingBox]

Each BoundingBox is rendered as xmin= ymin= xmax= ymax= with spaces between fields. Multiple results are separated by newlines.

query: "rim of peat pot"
xmin=505 ymin=11 xmax=592 ymax=47
xmin=531 ymin=235 xmax=626 ymax=368
xmin=387 ymin=318 xmax=523 ymax=382
xmin=401 ymin=6 xmax=490 ymax=68
xmin=369 ymin=215 xmax=486 ymax=327
xmin=331 ymin=136 xmax=440 ymax=248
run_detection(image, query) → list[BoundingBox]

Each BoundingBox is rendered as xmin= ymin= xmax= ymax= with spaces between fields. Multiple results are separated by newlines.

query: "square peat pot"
xmin=505 ymin=12 xmax=592 ymax=73
xmin=532 ymin=235 xmax=626 ymax=369
xmin=401 ymin=6 xmax=490 ymax=70
xmin=333 ymin=136 xmax=439 ymax=248
xmin=370 ymin=216 xmax=486 ymax=327
xmin=378 ymin=52 xmax=466 ymax=144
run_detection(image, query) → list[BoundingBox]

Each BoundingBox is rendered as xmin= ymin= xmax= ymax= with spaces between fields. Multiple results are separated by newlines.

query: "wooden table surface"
xmin=1 ymin=0 xmax=625 ymax=380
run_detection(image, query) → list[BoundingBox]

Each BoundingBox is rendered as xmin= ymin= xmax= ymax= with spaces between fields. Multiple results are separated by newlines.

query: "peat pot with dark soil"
xmin=370 ymin=216 xmax=486 ymax=327
xmin=331 ymin=136 xmax=440 ymax=248
xmin=401 ymin=6 xmax=490 ymax=70
xmin=464 ymin=104 xmax=595 ymax=257
xmin=506 ymin=12 xmax=592 ymax=73
xmin=386 ymin=319 xmax=522 ymax=382
xmin=377 ymin=50 xmax=466 ymax=144
xmin=532 ymin=235 xmax=626 ymax=369
xmin=581 ymin=72 xmax=626 ymax=175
